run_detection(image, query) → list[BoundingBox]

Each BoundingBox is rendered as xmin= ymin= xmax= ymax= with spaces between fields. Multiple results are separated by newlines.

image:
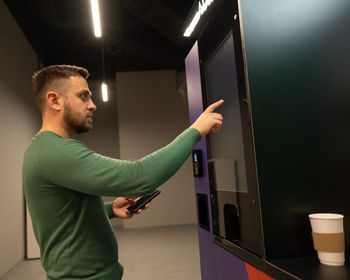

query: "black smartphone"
xmin=127 ymin=189 xmax=161 ymax=214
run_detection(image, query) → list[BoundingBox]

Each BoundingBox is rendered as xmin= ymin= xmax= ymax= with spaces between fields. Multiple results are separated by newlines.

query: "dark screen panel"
xmin=206 ymin=32 xmax=248 ymax=194
xmin=198 ymin=0 xmax=264 ymax=257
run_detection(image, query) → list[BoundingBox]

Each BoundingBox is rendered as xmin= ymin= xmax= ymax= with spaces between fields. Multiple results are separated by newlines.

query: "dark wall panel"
xmin=241 ymin=0 xmax=350 ymax=259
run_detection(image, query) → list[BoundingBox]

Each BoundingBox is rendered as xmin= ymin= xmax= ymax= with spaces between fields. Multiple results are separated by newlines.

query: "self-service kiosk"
xmin=185 ymin=0 xmax=350 ymax=279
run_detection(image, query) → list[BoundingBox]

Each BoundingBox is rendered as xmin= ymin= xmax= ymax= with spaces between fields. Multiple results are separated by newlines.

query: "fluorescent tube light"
xmin=90 ymin=0 xmax=102 ymax=37
xmin=183 ymin=0 xmax=214 ymax=37
xmin=101 ymin=82 xmax=108 ymax=102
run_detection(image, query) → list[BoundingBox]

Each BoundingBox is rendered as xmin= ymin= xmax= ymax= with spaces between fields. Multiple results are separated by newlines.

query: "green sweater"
xmin=23 ymin=128 xmax=201 ymax=280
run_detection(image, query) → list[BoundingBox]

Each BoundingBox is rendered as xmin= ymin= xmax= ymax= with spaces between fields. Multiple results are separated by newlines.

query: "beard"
xmin=63 ymin=102 xmax=92 ymax=135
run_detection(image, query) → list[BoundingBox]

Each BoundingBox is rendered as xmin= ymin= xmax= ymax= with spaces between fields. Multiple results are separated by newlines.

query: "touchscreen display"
xmin=205 ymin=32 xmax=248 ymax=193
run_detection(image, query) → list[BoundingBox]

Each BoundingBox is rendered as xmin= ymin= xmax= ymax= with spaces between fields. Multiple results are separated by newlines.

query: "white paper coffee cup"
xmin=309 ymin=213 xmax=345 ymax=266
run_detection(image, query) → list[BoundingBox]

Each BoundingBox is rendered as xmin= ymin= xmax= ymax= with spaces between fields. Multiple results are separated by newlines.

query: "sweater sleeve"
xmin=38 ymin=128 xmax=201 ymax=197
xmin=104 ymin=201 xmax=117 ymax=219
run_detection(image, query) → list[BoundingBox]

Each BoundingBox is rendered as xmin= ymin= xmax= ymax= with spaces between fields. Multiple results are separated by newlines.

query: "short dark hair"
xmin=32 ymin=65 xmax=89 ymax=112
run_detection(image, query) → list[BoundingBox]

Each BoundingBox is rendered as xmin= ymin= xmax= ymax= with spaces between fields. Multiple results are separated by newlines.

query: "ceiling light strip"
xmin=184 ymin=0 xmax=214 ymax=37
xmin=102 ymin=82 xmax=108 ymax=102
xmin=90 ymin=0 xmax=102 ymax=37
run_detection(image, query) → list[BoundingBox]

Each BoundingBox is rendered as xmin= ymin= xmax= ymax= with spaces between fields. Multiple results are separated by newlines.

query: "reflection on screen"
xmin=205 ymin=32 xmax=248 ymax=193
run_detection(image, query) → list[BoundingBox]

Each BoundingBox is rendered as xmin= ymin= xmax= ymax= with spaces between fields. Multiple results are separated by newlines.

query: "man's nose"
xmin=88 ymin=99 xmax=97 ymax=111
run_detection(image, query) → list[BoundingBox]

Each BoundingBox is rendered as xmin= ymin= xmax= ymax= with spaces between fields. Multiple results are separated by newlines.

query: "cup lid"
xmin=309 ymin=213 xmax=344 ymax=219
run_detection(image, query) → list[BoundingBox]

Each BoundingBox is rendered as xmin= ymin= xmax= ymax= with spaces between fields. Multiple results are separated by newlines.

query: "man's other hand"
xmin=112 ymin=197 xmax=149 ymax=218
xmin=190 ymin=99 xmax=224 ymax=137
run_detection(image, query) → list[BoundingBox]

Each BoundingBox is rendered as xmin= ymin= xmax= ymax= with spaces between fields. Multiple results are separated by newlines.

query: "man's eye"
xmin=81 ymin=94 xmax=89 ymax=101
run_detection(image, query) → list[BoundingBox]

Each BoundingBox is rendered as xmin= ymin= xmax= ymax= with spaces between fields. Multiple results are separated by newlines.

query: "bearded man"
xmin=23 ymin=65 xmax=223 ymax=280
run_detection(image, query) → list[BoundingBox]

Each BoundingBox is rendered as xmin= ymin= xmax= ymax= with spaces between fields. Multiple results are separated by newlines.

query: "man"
xmin=23 ymin=65 xmax=223 ymax=280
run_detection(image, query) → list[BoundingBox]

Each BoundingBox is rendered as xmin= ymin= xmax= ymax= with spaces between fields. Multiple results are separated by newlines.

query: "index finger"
xmin=204 ymin=99 xmax=224 ymax=113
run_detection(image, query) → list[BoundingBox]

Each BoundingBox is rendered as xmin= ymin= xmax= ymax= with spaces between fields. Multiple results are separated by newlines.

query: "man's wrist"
xmin=105 ymin=201 xmax=117 ymax=219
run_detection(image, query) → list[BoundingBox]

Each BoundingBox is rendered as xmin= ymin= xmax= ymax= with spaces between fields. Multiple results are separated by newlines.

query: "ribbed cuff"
xmin=185 ymin=127 xmax=202 ymax=143
xmin=105 ymin=201 xmax=117 ymax=219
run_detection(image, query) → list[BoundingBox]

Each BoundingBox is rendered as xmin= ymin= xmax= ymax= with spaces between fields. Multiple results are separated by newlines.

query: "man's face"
xmin=62 ymin=76 xmax=97 ymax=135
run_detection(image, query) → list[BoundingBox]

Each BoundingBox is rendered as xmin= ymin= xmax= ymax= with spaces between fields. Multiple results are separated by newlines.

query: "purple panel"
xmin=185 ymin=41 xmax=216 ymax=280
xmin=185 ymin=42 xmax=204 ymax=125
xmin=213 ymin=245 xmax=250 ymax=280
xmin=185 ymin=42 xmax=249 ymax=280
xmin=197 ymin=227 xmax=217 ymax=280
xmin=185 ymin=42 xmax=211 ymax=196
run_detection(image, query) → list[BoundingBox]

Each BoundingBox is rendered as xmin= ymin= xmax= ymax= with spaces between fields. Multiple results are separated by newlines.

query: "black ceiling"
xmin=5 ymin=0 xmax=196 ymax=80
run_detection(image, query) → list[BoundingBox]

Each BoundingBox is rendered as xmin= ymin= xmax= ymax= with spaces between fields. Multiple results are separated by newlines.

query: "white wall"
xmin=0 ymin=0 xmax=40 ymax=276
xmin=116 ymin=70 xmax=197 ymax=229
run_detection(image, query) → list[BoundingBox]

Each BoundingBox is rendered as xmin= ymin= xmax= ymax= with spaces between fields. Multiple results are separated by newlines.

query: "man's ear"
xmin=46 ymin=92 xmax=62 ymax=111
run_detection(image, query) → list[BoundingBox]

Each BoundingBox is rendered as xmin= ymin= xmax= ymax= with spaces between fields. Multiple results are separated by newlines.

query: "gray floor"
xmin=1 ymin=224 xmax=201 ymax=280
